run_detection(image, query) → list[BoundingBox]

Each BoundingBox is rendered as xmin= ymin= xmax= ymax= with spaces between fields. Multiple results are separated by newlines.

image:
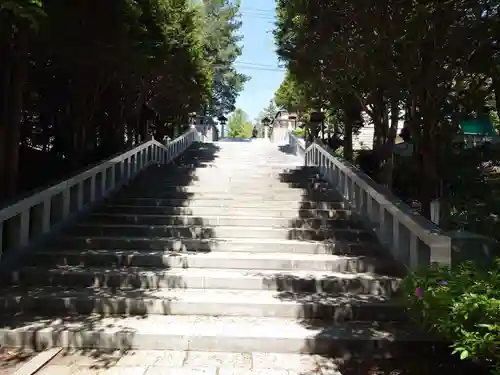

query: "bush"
xmin=401 ymin=261 xmax=500 ymax=373
xmin=294 ymin=128 xmax=305 ymax=137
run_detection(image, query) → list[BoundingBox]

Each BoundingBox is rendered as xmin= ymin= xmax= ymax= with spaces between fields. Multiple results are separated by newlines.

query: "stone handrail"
xmin=0 ymin=126 xmax=200 ymax=259
xmin=286 ymin=131 xmax=452 ymax=270
xmin=286 ymin=131 xmax=306 ymax=158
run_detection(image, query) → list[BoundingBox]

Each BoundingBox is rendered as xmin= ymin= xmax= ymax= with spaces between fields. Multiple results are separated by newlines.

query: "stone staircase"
xmin=0 ymin=140 xmax=471 ymax=373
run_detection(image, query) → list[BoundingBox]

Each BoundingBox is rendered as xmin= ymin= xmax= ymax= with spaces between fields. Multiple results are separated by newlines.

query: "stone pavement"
xmin=37 ymin=349 xmax=341 ymax=375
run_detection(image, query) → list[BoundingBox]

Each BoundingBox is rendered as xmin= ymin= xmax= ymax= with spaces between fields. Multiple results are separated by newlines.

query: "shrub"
xmin=294 ymin=128 xmax=305 ymax=137
xmin=401 ymin=260 xmax=500 ymax=373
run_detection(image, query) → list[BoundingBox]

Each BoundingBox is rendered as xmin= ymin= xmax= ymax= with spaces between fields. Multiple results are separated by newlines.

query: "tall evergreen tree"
xmin=201 ymin=0 xmax=249 ymax=117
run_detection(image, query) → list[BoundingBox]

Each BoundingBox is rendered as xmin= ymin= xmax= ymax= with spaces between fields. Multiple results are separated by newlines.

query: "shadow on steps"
xmin=0 ymin=142 xmax=222 ymax=352
xmin=277 ymin=166 xmax=492 ymax=372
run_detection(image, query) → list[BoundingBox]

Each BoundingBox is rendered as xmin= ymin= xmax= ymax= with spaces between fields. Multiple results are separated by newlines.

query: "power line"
xmin=236 ymin=61 xmax=283 ymax=68
xmin=238 ymin=10 xmax=275 ymax=20
xmin=233 ymin=64 xmax=285 ymax=72
xmin=240 ymin=8 xmax=275 ymax=14
xmin=212 ymin=63 xmax=285 ymax=72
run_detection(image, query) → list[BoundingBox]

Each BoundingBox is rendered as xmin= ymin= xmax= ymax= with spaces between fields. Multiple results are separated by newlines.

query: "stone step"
xmin=135 ymin=170 xmax=323 ymax=181
xmin=139 ymin=168 xmax=321 ymax=180
xmin=0 ymin=287 xmax=404 ymax=321
xmin=27 ymin=250 xmax=396 ymax=274
xmin=95 ymin=205 xmax=353 ymax=219
xmin=66 ymin=224 xmax=375 ymax=243
xmin=51 ymin=236 xmax=381 ymax=256
xmin=0 ymin=314 xmax=444 ymax=357
xmin=10 ymin=267 xmax=401 ymax=295
xmin=35 ymin=352 xmax=492 ymax=375
xmin=104 ymin=198 xmax=347 ymax=210
xmin=127 ymin=180 xmax=333 ymax=189
xmin=121 ymin=186 xmax=337 ymax=196
xmin=157 ymin=165 xmax=310 ymax=175
xmin=112 ymin=191 xmax=345 ymax=203
xmin=85 ymin=213 xmax=364 ymax=230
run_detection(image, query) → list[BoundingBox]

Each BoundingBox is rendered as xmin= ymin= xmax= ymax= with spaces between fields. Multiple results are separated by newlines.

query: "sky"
xmin=233 ymin=0 xmax=285 ymax=122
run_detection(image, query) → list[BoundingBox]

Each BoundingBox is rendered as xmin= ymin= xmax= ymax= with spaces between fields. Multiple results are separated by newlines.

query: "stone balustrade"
xmin=0 ymin=127 xmax=199 ymax=260
xmin=286 ymin=131 xmax=456 ymax=270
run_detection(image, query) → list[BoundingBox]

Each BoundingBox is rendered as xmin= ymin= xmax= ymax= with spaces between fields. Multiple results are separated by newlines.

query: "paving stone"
xmin=218 ymin=369 xmax=290 ymax=375
xmin=99 ymin=367 xmax=147 ymax=375
xmin=37 ymin=365 xmax=77 ymax=375
xmin=251 ymin=353 xmax=322 ymax=372
xmin=50 ymin=349 xmax=123 ymax=369
xmin=115 ymin=350 xmax=164 ymax=367
xmin=71 ymin=368 xmax=108 ymax=375
xmin=183 ymin=351 xmax=252 ymax=369
xmin=144 ymin=367 xmax=216 ymax=375
xmin=151 ymin=351 xmax=187 ymax=367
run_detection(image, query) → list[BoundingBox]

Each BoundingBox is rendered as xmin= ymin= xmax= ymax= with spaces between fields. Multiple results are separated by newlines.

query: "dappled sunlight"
xmin=248 ymin=270 xmax=401 ymax=296
xmin=270 ymin=164 xmax=444 ymax=362
xmin=0 ymin=347 xmax=35 ymax=374
xmin=0 ymin=142 xmax=222 ymax=350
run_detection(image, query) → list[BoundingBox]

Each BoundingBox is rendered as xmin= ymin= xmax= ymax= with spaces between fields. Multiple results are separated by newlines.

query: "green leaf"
xmin=460 ymin=350 xmax=469 ymax=360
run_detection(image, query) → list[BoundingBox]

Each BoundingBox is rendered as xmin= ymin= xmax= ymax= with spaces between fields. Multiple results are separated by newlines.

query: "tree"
xmin=0 ymin=0 xmax=44 ymax=200
xmin=274 ymin=0 xmax=500 ymax=218
xmin=0 ymin=0 xmax=214 ymax=203
xmin=201 ymin=0 xmax=249 ymax=117
xmin=274 ymin=72 xmax=315 ymax=117
xmin=227 ymin=108 xmax=253 ymax=138
xmin=256 ymin=100 xmax=278 ymax=124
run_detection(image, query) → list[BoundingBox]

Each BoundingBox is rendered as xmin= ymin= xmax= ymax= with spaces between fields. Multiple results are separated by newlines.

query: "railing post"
xmin=109 ymin=164 xmax=116 ymax=191
xmin=62 ymin=190 xmax=70 ymax=218
xmin=0 ymin=222 xmax=3 ymax=259
xmin=90 ymin=175 xmax=96 ymax=203
xmin=126 ymin=158 xmax=131 ymax=180
xmin=19 ymin=210 xmax=31 ymax=248
xmin=101 ymin=169 xmax=107 ymax=196
xmin=119 ymin=160 xmax=125 ymax=185
xmin=409 ymin=234 xmax=419 ymax=269
xmin=392 ymin=218 xmax=400 ymax=258
xmin=378 ymin=206 xmax=386 ymax=243
xmin=367 ymin=196 xmax=373 ymax=223
xmin=42 ymin=199 xmax=51 ymax=233
xmin=77 ymin=182 xmax=84 ymax=210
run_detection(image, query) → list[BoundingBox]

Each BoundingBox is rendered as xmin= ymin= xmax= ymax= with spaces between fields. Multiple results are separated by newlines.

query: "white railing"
xmin=287 ymin=131 xmax=452 ymax=270
xmin=0 ymin=126 xmax=200 ymax=259
xmin=286 ymin=131 xmax=306 ymax=158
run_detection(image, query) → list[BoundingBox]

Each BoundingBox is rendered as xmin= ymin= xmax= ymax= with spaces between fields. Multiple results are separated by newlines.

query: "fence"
xmin=0 ymin=127 xmax=200 ymax=260
xmin=286 ymin=131 xmax=453 ymax=270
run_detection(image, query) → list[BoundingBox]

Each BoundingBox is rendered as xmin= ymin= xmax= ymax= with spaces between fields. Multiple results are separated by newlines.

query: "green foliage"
xmin=227 ymin=108 xmax=253 ymax=138
xmin=294 ymin=128 xmax=304 ymax=137
xmin=0 ymin=0 xmax=45 ymax=29
xmin=491 ymin=111 xmax=500 ymax=133
xmin=274 ymin=0 xmax=500 ymax=215
xmin=201 ymin=0 xmax=249 ymax=117
xmin=0 ymin=0 xmax=246 ymax=200
xmin=274 ymin=72 xmax=312 ymax=114
xmin=401 ymin=261 xmax=500 ymax=369
xmin=443 ymin=144 xmax=500 ymax=239
xmin=256 ymin=100 xmax=278 ymax=124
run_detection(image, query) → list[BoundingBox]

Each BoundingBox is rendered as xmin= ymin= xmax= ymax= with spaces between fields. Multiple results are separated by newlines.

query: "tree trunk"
xmin=377 ymin=99 xmax=399 ymax=188
xmin=0 ymin=22 xmax=29 ymax=202
xmin=343 ymin=118 xmax=353 ymax=161
xmin=5 ymin=26 xmax=28 ymax=199
xmin=0 ymin=15 xmax=13 ymax=202
xmin=372 ymin=91 xmax=388 ymax=150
